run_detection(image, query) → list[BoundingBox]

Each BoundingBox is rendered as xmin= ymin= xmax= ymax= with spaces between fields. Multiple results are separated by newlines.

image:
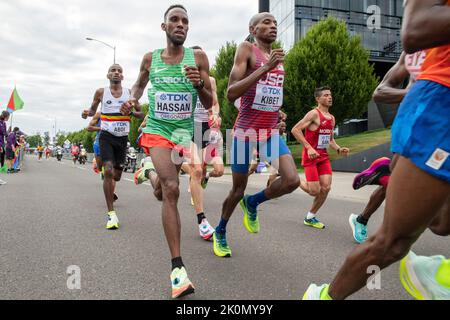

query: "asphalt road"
xmin=0 ymin=156 xmax=447 ymax=300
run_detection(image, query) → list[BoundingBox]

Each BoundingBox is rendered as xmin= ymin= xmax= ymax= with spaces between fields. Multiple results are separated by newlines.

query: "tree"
xmin=211 ymin=41 xmax=238 ymax=132
xmin=27 ymin=134 xmax=43 ymax=148
xmin=284 ymin=17 xmax=378 ymax=130
xmin=57 ymin=133 xmax=66 ymax=146
xmin=43 ymin=132 xmax=50 ymax=146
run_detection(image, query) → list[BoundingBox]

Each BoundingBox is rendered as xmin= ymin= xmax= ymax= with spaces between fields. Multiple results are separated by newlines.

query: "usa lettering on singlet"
xmin=405 ymin=51 xmax=427 ymax=81
xmin=234 ymin=44 xmax=285 ymax=141
xmin=101 ymin=87 xmax=131 ymax=137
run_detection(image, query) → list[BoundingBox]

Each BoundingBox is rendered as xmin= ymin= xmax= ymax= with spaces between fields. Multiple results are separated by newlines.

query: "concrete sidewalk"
xmin=207 ymin=167 xmax=379 ymax=205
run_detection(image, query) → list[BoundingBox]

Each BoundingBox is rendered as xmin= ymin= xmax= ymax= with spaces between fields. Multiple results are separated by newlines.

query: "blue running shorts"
xmin=231 ymin=134 xmax=291 ymax=174
xmin=392 ymin=80 xmax=450 ymax=183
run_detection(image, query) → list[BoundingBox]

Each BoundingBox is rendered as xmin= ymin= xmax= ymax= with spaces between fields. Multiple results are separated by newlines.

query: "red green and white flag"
xmin=7 ymin=87 xmax=24 ymax=113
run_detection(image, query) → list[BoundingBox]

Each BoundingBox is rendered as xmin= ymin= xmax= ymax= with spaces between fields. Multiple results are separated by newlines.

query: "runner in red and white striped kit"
xmin=212 ymin=12 xmax=300 ymax=258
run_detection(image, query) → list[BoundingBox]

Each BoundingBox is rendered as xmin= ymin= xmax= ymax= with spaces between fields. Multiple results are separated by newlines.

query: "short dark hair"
xmin=314 ymin=86 xmax=331 ymax=98
xmin=13 ymin=127 xmax=19 ymax=132
xmin=164 ymin=4 xmax=187 ymax=20
xmin=191 ymin=46 xmax=202 ymax=50
xmin=0 ymin=110 xmax=9 ymax=120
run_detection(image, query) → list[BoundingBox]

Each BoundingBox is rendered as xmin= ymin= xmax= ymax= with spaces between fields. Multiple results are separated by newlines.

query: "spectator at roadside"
xmin=6 ymin=127 xmax=19 ymax=173
xmin=0 ymin=111 xmax=10 ymax=169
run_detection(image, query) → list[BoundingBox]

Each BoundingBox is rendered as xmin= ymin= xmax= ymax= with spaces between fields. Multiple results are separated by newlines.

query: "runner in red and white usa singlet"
xmin=302 ymin=108 xmax=335 ymax=167
xmin=234 ymin=44 xmax=284 ymax=141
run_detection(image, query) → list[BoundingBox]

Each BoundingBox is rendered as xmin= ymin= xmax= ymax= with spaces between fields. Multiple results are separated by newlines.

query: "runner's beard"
xmin=168 ymin=32 xmax=186 ymax=46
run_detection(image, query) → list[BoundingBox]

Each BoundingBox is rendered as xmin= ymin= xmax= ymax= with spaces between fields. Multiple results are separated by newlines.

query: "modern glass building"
xmin=263 ymin=0 xmax=404 ymax=63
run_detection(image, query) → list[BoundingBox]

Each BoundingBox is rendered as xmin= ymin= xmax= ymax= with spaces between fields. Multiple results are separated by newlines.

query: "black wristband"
xmin=194 ymin=79 xmax=205 ymax=91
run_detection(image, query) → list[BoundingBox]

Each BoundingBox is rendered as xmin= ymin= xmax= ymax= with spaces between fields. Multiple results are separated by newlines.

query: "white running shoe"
xmin=106 ymin=211 xmax=120 ymax=230
xmin=302 ymin=284 xmax=332 ymax=300
xmin=199 ymin=218 xmax=215 ymax=241
xmin=400 ymin=251 xmax=450 ymax=300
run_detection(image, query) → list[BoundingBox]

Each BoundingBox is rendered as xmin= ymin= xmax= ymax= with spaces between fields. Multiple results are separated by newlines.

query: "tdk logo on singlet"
xmin=160 ymin=94 xmax=189 ymax=102
xmin=262 ymin=87 xmax=281 ymax=95
xmin=107 ymin=101 xmax=112 ymax=104
xmin=157 ymin=93 xmax=191 ymax=112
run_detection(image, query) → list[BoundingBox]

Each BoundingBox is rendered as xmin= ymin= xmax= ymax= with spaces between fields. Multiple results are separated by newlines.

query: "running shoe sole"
xmin=400 ymin=254 xmax=429 ymax=300
xmin=352 ymin=157 xmax=391 ymax=190
xmin=172 ymin=283 xmax=195 ymax=299
xmin=201 ymin=233 xmax=214 ymax=241
xmin=213 ymin=233 xmax=231 ymax=258
xmin=304 ymin=220 xmax=325 ymax=229
xmin=106 ymin=224 xmax=120 ymax=230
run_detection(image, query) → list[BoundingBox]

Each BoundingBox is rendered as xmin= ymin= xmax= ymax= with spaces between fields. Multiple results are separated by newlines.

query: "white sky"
xmin=0 ymin=0 xmax=258 ymax=136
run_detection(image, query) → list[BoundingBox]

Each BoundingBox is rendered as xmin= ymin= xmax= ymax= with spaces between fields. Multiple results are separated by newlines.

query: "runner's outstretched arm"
xmin=329 ymin=130 xmax=349 ymax=157
xmin=372 ymin=52 xmax=411 ymax=104
xmin=209 ymin=77 xmax=221 ymax=123
xmin=402 ymin=0 xmax=450 ymax=53
xmin=291 ymin=111 xmax=320 ymax=160
xmin=87 ymin=113 xmax=101 ymax=132
xmin=188 ymin=49 xmax=213 ymax=110
xmin=120 ymin=53 xmax=152 ymax=119
xmin=82 ymin=88 xmax=103 ymax=119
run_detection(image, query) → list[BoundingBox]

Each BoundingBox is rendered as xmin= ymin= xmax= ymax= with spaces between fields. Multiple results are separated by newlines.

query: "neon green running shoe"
xmin=134 ymin=161 xmax=154 ymax=185
xmin=213 ymin=232 xmax=232 ymax=258
xmin=303 ymin=284 xmax=333 ymax=300
xmin=400 ymin=251 xmax=450 ymax=300
xmin=106 ymin=211 xmax=119 ymax=230
xmin=171 ymin=267 xmax=195 ymax=299
xmin=240 ymin=195 xmax=260 ymax=234
xmin=201 ymin=175 xmax=209 ymax=189
xmin=304 ymin=217 xmax=325 ymax=229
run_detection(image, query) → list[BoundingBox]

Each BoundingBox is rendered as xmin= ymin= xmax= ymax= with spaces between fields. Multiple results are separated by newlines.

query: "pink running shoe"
xmin=353 ymin=157 xmax=391 ymax=190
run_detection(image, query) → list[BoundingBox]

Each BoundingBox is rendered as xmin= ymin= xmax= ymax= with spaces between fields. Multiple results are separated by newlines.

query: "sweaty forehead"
xmin=250 ymin=13 xmax=275 ymax=26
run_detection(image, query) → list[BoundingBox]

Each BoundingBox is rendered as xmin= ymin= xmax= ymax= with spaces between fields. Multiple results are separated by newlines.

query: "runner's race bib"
xmin=101 ymin=120 xmax=130 ymax=137
xmin=252 ymin=84 xmax=283 ymax=112
xmin=155 ymin=92 xmax=193 ymax=120
xmin=317 ymin=134 xmax=331 ymax=149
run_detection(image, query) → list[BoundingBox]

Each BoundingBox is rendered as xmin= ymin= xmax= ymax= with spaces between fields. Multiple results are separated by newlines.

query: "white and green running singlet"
xmin=144 ymin=47 xmax=198 ymax=146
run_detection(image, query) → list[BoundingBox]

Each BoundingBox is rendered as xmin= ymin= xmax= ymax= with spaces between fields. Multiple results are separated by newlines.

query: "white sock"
xmin=306 ymin=212 xmax=316 ymax=220
xmin=206 ymin=172 xmax=210 ymax=179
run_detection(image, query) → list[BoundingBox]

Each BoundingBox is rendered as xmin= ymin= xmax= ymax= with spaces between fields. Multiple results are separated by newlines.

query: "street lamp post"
xmin=86 ymin=37 xmax=116 ymax=64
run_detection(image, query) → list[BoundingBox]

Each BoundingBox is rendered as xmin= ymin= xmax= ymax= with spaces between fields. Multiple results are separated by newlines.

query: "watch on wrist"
xmin=194 ymin=79 xmax=205 ymax=90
